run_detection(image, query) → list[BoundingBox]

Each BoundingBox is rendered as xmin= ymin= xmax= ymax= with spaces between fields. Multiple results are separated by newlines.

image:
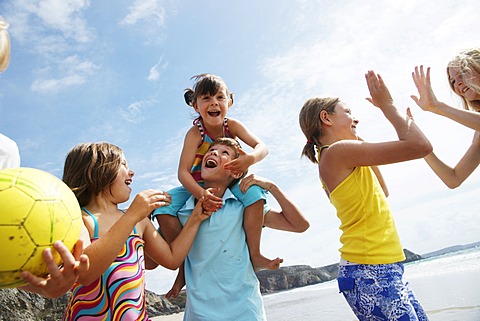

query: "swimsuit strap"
xmin=81 ymin=207 xmax=99 ymax=238
xmin=193 ymin=117 xmax=205 ymax=142
xmin=81 ymin=208 xmax=137 ymax=238
xmin=223 ymin=117 xmax=232 ymax=137
xmin=194 ymin=117 xmax=232 ymax=141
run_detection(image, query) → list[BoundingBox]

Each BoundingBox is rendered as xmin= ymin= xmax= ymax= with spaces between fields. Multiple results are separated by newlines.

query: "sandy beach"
xmin=149 ymin=248 xmax=480 ymax=321
xmin=151 ymin=312 xmax=184 ymax=321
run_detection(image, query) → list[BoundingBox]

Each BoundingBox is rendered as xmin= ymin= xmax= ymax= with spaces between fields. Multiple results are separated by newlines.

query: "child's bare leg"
xmin=244 ymin=207 xmax=283 ymax=271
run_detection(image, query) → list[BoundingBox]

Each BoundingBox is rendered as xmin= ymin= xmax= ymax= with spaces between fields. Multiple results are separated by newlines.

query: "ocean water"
xmin=263 ymin=247 xmax=480 ymax=321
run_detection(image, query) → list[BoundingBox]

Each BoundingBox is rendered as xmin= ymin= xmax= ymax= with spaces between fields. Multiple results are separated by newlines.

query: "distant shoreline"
xmin=147 ymin=242 xmax=480 ymax=320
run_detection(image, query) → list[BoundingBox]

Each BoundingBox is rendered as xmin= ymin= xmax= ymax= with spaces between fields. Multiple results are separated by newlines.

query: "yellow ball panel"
xmin=0 ymin=188 xmax=35 ymax=224
xmin=0 ymin=271 xmax=26 ymax=288
xmin=24 ymin=201 xmax=67 ymax=245
xmin=20 ymin=245 xmax=51 ymax=279
xmin=0 ymin=171 xmax=15 ymax=190
xmin=12 ymin=170 xmax=59 ymax=200
xmin=0 ymin=225 xmax=36 ymax=270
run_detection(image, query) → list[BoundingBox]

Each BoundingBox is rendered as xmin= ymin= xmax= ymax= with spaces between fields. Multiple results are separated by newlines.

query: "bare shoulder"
xmin=184 ymin=125 xmax=202 ymax=143
xmin=225 ymin=117 xmax=243 ymax=129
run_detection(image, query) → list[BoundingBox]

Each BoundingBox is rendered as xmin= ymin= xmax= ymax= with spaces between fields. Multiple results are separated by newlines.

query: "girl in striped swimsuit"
xmin=61 ymin=142 xmax=211 ymax=321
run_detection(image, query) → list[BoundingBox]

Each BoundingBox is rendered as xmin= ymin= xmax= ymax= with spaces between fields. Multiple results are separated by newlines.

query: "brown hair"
xmin=62 ymin=142 xmax=123 ymax=207
xmin=184 ymin=73 xmax=234 ymax=107
xmin=299 ymin=97 xmax=339 ymax=163
xmin=209 ymin=137 xmax=247 ymax=185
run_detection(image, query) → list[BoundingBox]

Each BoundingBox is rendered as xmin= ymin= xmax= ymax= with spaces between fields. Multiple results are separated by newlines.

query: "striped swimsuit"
xmin=190 ymin=117 xmax=232 ymax=182
xmin=63 ymin=208 xmax=149 ymax=321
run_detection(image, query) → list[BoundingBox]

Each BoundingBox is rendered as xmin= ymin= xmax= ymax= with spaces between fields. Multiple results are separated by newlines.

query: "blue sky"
xmin=1 ymin=0 xmax=479 ymax=294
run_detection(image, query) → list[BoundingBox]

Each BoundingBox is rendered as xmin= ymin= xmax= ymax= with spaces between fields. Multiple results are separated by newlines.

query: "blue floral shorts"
xmin=337 ymin=263 xmax=429 ymax=321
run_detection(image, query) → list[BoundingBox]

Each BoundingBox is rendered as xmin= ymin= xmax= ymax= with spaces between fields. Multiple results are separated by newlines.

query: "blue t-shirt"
xmin=156 ymin=185 xmax=267 ymax=321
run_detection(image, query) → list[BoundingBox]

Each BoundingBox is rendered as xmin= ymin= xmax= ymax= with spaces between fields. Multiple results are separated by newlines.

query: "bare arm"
xmin=411 ymin=65 xmax=480 ymax=131
xmin=178 ymin=127 xmax=209 ymax=200
xmin=424 ymin=132 xmax=480 ymax=188
xmin=155 ymin=214 xmax=186 ymax=298
xmin=320 ymin=72 xmax=432 ymax=193
xmin=143 ymin=197 xmax=211 ymax=270
xmin=224 ymin=118 xmax=268 ymax=174
xmin=178 ymin=127 xmax=223 ymax=211
xmin=78 ymin=190 xmax=167 ymax=285
xmin=240 ymin=174 xmax=309 ymax=233
xmin=365 ymin=71 xmax=432 ymax=161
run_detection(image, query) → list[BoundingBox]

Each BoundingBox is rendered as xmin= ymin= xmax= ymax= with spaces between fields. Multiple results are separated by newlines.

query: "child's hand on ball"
xmin=19 ymin=240 xmax=89 ymax=298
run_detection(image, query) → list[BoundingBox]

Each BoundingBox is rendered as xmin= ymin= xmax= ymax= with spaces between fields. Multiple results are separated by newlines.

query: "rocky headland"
xmin=0 ymin=248 xmax=423 ymax=320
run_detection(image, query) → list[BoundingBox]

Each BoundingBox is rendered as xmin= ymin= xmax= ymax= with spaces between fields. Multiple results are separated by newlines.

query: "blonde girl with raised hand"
xmin=411 ymin=48 xmax=480 ymax=188
xmin=61 ymin=142 xmax=211 ymax=321
xmin=155 ymin=73 xmax=282 ymax=271
xmin=299 ymin=71 xmax=432 ymax=321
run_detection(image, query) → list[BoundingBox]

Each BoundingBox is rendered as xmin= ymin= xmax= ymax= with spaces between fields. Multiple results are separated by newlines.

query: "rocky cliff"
xmin=256 ymin=248 xmax=422 ymax=293
xmin=0 ymin=288 xmax=181 ymax=321
xmin=0 ymin=249 xmax=421 ymax=320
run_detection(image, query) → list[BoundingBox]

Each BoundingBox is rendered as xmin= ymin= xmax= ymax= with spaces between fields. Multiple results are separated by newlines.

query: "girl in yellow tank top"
xmin=299 ymin=71 xmax=432 ymax=321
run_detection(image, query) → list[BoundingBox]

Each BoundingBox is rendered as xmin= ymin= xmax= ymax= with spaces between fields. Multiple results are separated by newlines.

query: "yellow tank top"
xmin=328 ymin=166 xmax=405 ymax=264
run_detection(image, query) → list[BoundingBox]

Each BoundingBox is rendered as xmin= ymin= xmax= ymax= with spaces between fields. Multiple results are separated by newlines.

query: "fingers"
xmin=166 ymin=289 xmax=178 ymax=298
xmin=20 ymin=270 xmax=45 ymax=287
xmin=406 ymin=107 xmax=414 ymax=120
xmin=377 ymin=73 xmax=385 ymax=87
xmin=43 ymin=246 xmax=63 ymax=279
xmin=150 ymin=190 xmax=172 ymax=207
xmin=239 ymin=174 xmax=257 ymax=192
xmin=71 ymin=240 xmax=90 ymax=274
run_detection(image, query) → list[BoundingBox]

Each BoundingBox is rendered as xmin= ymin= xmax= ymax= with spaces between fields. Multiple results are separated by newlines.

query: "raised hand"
xmin=224 ymin=148 xmax=253 ymax=175
xmin=127 ymin=189 xmax=172 ymax=222
xmin=365 ymin=70 xmax=394 ymax=108
xmin=411 ymin=65 xmax=440 ymax=113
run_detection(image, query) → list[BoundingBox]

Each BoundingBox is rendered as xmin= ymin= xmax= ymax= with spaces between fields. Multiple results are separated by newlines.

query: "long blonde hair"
xmin=448 ymin=48 xmax=480 ymax=111
xmin=0 ymin=16 xmax=10 ymax=72
xmin=299 ymin=97 xmax=339 ymax=164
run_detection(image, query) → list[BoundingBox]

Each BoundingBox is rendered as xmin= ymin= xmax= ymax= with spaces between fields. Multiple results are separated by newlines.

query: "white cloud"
xmin=10 ymin=0 xmax=92 ymax=43
xmin=31 ymin=74 xmax=85 ymax=93
xmin=147 ymin=56 xmax=168 ymax=81
xmin=30 ymin=55 xmax=97 ymax=93
xmin=35 ymin=0 xmax=92 ymax=43
xmin=122 ymin=0 xmax=166 ymax=26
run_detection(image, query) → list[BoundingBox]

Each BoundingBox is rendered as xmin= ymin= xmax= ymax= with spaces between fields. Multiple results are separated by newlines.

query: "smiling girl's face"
xmin=448 ymin=67 xmax=480 ymax=104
